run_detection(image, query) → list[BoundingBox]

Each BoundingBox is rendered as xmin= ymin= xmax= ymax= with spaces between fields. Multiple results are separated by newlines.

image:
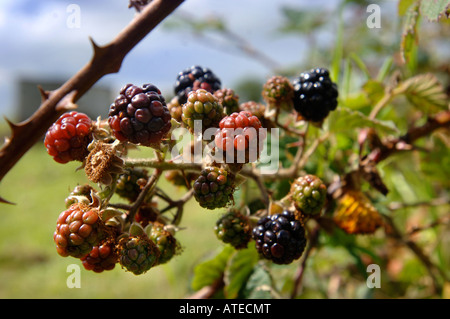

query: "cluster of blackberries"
xmin=45 ymin=64 xmax=338 ymax=273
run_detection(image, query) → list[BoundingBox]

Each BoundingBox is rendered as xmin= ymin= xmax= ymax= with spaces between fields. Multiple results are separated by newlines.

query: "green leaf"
xmin=400 ymin=2 xmax=420 ymax=64
xmin=191 ymin=246 xmax=234 ymax=291
xmin=327 ymin=107 xmax=400 ymax=135
xmin=420 ymin=0 xmax=450 ymax=22
xmin=393 ymin=73 xmax=449 ymax=113
xmin=223 ymin=245 xmax=259 ymax=299
xmin=363 ymin=79 xmax=386 ymax=105
xmin=243 ymin=265 xmax=274 ymax=299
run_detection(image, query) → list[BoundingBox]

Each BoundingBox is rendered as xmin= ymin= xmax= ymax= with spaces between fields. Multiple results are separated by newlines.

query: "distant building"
xmin=17 ymin=78 xmax=114 ymax=122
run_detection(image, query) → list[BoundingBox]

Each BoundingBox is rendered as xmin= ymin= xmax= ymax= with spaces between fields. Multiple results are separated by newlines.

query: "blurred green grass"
xmin=0 ymin=142 xmax=225 ymax=299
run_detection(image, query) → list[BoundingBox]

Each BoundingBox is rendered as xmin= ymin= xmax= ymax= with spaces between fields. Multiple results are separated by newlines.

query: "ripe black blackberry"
xmin=292 ymin=68 xmax=338 ymax=123
xmin=252 ymin=211 xmax=307 ymax=265
xmin=108 ymin=83 xmax=172 ymax=146
xmin=174 ymin=65 xmax=221 ymax=104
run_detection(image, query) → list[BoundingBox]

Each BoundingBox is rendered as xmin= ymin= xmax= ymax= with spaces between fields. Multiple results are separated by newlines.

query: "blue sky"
xmin=0 ymin=0 xmax=347 ymax=119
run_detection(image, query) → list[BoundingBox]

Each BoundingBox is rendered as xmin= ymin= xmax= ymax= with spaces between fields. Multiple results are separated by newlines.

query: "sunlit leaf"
xmin=393 ymin=73 xmax=449 ymax=113
xmin=420 ymin=0 xmax=450 ymax=22
xmin=327 ymin=107 xmax=400 ymax=135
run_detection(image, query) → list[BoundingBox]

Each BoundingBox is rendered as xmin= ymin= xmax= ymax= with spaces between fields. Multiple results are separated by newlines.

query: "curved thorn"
xmin=0 ymin=195 xmax=16 ymax=205
xmin=37 ymin=85 xmax=50 ymax=102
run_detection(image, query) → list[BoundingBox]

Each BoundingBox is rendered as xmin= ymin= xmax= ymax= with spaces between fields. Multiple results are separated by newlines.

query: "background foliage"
xmin=0 ymin=0 xmax=449 ymax=299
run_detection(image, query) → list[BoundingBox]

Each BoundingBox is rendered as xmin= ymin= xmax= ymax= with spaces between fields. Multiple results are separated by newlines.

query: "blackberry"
xmin=167 ymin=96 xmax=183 ymax=123
xmin=252 ymin=211 xmax=307 ymax=265
xmin=193 ymin=166 xmax=235 ymax=210
xmin=44 ymin=111 xmax=93 ymax=164
xmin=290 ymin=174 xmax=327 ymax=218
xmin=181 ymin=89 xmax=224 ymax=134
xmin=53 ymin=203 xmax=107 ymax=258
xmin=108 ymin=83 xmax=172 ymax=146
xmin=174 ymin=65 xmax=221 ymax=104
xmin=214 ymin=88 xmax=240 ymax=115
xmin=292 ymin=68 xmax=338 ymax=123
xmin=240 ymin=101 xmax=273 ymax=129
xmin=115 ymin=168 xmax=149 ymax=202
xmin=147 ymin=222 xmax=180 ymax=265
xmin=117 ymin=235 xmax=160 ymax=275
xmin=81 ymin=241 xmax=118 ymax=273
xmin=214 ymin=111 xmax=266 ymax=167
xmin=262 ymin=75 xmax=294 ymax=111
xmin=214 ymin=209 xmax=251 ymax=249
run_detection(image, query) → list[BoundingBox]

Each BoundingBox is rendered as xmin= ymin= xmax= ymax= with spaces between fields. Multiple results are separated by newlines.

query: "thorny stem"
xmin=0 ymin=0 xmax=185 ymax=200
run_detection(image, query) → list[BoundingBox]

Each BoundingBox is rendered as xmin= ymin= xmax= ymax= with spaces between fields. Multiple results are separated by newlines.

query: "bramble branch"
xmin=0 ymin=0 xmax=185 ymax=199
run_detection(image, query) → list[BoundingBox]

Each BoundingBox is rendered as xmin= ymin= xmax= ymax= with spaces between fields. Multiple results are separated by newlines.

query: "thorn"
xmin=89 ymin=36 xmax=108 ymax=59
xmin=0 ymin=195 xmax=16 ymax=205
xmin=37 ymin=85 xmax=50 ymax=102
xmin=3 ymin=116 xmax=24 ymax=138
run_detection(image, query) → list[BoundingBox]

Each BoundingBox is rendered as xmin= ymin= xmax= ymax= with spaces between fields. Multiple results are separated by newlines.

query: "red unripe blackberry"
xmin=174 ymin=65 xmax=221 ymax=104
xmin=44 ymin=111 xmax=93 ymax=164
xmin=117 ymin=235 xmax=160 ymax=275
xmin=53 ymin=203 xmax=107 ymax=258
xmin=214 ymin=111 xmax=266 ymax=165
xmin=292 ymin=68 xmax=338 ymax=123
xmin=81 ymin=241 xmax=118 ymax=273
xmin=108 ymin=83 xmax=171 ymax=146
xmin=193 ymin=166 xmax=235 ymax=210
xmin=252 ymin=211 xmax=307 ymax=265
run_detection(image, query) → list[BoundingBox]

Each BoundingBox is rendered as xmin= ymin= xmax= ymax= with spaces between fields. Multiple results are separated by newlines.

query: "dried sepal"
xmin=84 ymin=141 xmax=125 ymax=185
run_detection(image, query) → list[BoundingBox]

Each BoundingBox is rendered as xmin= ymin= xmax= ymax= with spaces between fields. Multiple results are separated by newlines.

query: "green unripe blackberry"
xmin=147 ymin=222 xmax=180 ymax=264
xmin=214 ymin=88 xmax=240 ymax=115
xmin=181 ymin=89 xmax=224 ymax=134
xmin=193 ymin=166 xmax=235 ymax=210
xmin=117 ymin=235 xmax=160 ymax=275
xmin=262 ymin=75 xmax=294 ymax=111
xmin=115 ymin=168 xmax=149 ymax=203
xmin=290 ymin=174 xmax=327 ymax=217
xmin=214 ymin=209 xmax=251 ymax=249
